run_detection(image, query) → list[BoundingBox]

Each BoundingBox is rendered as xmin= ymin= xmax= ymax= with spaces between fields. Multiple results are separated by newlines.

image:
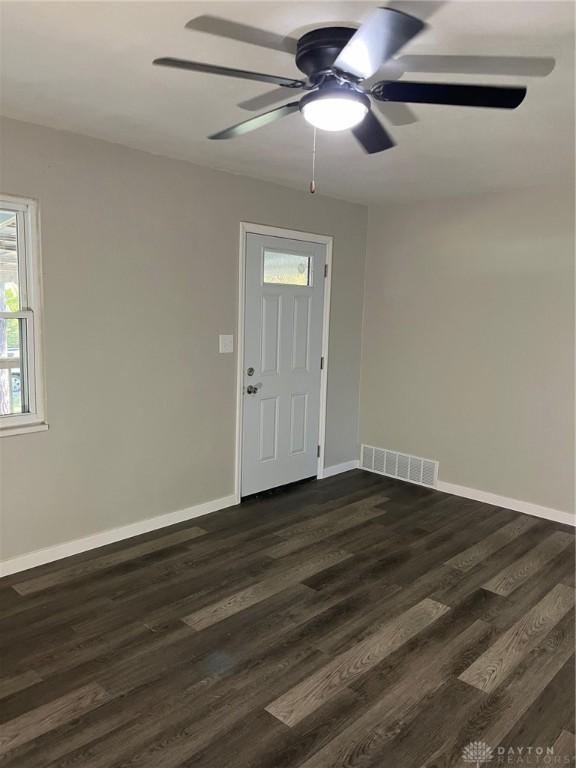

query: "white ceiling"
xmin=0 ymin=1 xmax=573 ymax=204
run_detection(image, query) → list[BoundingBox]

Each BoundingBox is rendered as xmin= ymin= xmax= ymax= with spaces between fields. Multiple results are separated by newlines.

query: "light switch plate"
xmin=219 ymin=334 xmax=234 ymax=354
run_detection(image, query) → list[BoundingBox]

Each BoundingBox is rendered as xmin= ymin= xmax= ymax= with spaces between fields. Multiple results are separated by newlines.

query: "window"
xmin=0 ymin=196 xmax=46 ymax=435
xmin=263 ymin=250 xmax=311 ymax=286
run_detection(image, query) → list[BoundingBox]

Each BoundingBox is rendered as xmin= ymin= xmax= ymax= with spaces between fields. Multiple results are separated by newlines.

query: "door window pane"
xmin=0 ymin=210 xmax=19 ymax=310
xmin=263 ymin=251 xmax=310 ymax=286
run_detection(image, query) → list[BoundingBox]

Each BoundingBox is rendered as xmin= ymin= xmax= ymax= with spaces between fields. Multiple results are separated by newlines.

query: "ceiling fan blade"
xmin=372 ymin=80 xmax=527 ymax=108
xmin=153 ymin=58 xmax=305 ymax=89
xmin=185 ymin=15 xmax=298 ymax=54
xmin=352 ymin=110 xmax=396 ymax=154
xmin=209 ymin=102 xmax=301 ymax=140
xmin=334 ymin=8 xmax=426 ymax=80
xmin=238 ymin=87 xmax=295 ymax=112
xmin=375 ymin=101 xmax=418 ymax=125
xmin=386 ymin=1 xmax=446 ymax=22
xmin=396 ymin=54 xmax=555 ymax=77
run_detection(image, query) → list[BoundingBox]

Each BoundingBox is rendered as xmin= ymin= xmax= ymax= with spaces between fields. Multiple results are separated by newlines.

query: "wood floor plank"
xmin=181 ymin=548 xmax=351 ymax=630
xmin=552 ymin=730 xmax=576 ymax=762
xmin=489 ymin=545 xmax=576 ymax=632
xmin=68 ymin=501 xmax=390 ymax=639
xmin=0 ymin=683 xmax=109 ymax=754
xmin=310 ymin=504 xmax=503 ymax=617
xmin=372 ymin=677 xmax=482 ymax=768
xmin=0 ymin=594 xmax=114 ymax=645
xmin=183 ymin=691 xmax=364 ymax=768
xmin=502 ymin=656 xmax=574 ymax=753
xmin=410 ymin=613 xmax=574 ymax=768
xmin=11 ymin=526 xmax=207 ymax=596
xmin=264 ymin=500 xmax=389 ymax=558
xmin=259 ymin=583 xmax=403 ymax=667
xmin=310 ymin=563 xmax=458 ymax=656
xmin=297 ymin=619 xmax=490 ymax=768
xmin=71 ymin=551 xmax=278 ymax=639
xmin=415 ymin=496 xmax=506 ymax=532
xmin=348 ymin=593 xmax=507 ymax=715
xmin=431 ymin=519 xmax=551 ymax=610
xmin=15 ymin=621 xmax=154 ymax=680
xmin=445 ymin=515 xmax=539 ymax=572
xmin=449 ymin=612 xmax=575 ymax=768
xmin=63 ymin=646 xmax=328 ymax=768
xmin=384 ymin=506 xmax=516 ymax=587
xmin=0 ymin=623 xmax=194 ymax=726
xmin=483 ymin=531 xmax=574 ymax=596
xmin=265 ymin=597 xmax=449 ymax=727
xmin=0 ymin=671 xmax=42 ymax=701
xmin=0 ymin=471 xmax=572 ymax=768
xmin=458 ymin=583 xmax=574 ymax=693
xmin=0 ymin=588 xmax=25 ymax=613
xmin=0 ymin=635 xmax=236 ymax=768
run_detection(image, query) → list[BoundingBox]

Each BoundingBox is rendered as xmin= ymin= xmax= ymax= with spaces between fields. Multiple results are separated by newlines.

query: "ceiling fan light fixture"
xmin=300 ymin=90 xmax=369 ymax=132
xmin=157 ymin=8 xmax=531 ymax=152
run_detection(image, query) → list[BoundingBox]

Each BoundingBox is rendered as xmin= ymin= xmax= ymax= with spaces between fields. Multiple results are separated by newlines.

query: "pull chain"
xmin=309 ymin=127 xmax=317 ymax=194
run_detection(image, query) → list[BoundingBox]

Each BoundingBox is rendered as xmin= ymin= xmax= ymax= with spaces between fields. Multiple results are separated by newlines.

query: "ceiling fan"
xmin=153 ymin=7 xmax=529 ymax=154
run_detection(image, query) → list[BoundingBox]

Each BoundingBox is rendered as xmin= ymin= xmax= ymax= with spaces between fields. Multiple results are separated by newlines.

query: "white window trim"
xmin=0 ymin=194 xmax=47 ymax=437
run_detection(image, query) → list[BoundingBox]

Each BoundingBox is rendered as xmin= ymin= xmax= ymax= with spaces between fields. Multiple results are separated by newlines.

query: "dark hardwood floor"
xmin=0 ymin=470 xmax=574 ymax=767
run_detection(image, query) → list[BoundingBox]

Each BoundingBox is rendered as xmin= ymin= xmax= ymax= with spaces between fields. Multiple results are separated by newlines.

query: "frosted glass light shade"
xmin=301 ymin=94 xmax=368 ymax=132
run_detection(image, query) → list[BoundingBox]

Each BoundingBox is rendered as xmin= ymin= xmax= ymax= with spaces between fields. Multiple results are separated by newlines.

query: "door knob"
xmin=246 ymin=383 xmax=262 ymax=395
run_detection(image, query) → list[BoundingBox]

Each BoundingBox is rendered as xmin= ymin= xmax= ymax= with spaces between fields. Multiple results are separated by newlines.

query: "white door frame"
xmin=234 ymin=222 xmax=333 ymax=502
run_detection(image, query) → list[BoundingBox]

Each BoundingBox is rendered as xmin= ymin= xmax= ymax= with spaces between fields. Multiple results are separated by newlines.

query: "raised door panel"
xmin=259 ymin=397 xmax=278 ymax=462
xmin=290 ymin=393 xmax=308 ymax=455
xmin=292 ymin=295 xmax=311 ymax=372
xmin=261 ymin=295 xmax=281 ymax=375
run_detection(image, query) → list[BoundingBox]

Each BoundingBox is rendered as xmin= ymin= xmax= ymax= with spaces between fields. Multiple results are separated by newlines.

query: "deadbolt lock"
xmin=247 ymin=367 xmax=255 ymax=376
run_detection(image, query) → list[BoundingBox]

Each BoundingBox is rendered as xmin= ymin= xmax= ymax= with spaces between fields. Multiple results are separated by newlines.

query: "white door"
xmin=241 ymin=232 xmax=327 ymax=496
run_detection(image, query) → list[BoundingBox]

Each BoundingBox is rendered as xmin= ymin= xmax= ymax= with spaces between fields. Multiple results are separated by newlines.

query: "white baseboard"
xmin=0 ymin=494 xmax=238 ymax=577
xmin=320 ymin=460 xmax=360 ymax=479
xmin=4 ymin=473 xmax=571 ymax=578
xmin=436 ymin=480 xmax=575 ymax=528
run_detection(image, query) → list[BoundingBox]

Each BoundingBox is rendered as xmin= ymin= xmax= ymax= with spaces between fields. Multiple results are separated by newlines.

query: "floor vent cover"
xmin=360 ymin=444 xmax=438 ymax=488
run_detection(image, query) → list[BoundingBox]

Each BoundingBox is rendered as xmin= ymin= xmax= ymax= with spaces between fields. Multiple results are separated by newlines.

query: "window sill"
xmin=0 ymin=421 xmax=49 ymax=438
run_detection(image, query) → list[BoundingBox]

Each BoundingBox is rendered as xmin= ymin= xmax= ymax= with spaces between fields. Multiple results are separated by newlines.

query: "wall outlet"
xmin=219 ymin=334 xmax=234 ymax=354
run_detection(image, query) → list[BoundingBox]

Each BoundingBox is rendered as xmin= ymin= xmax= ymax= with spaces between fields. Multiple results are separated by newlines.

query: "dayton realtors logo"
xmin=463 ymin=741 xmax=494 ymax=767
xmin=462 ymin=741 xmax=572 ymax=766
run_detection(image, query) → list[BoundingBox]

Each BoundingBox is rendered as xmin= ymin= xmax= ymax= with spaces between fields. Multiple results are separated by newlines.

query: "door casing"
xmin=234 ymin=222 xmax=333 ymax=502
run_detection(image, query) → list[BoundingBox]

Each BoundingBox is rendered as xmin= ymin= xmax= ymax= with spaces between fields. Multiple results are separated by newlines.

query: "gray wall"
xmin=360 ymin=188 xmax=575 ymax=514
xmin=2 ymin=115 xmax=573 ymax=564
xmin=0 ymin=117 xmax=367 ymax=560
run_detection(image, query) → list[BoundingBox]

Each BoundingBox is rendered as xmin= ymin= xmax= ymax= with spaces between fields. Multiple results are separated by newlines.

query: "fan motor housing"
xmin=295 ymin=27 xmax=356 ymax=78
